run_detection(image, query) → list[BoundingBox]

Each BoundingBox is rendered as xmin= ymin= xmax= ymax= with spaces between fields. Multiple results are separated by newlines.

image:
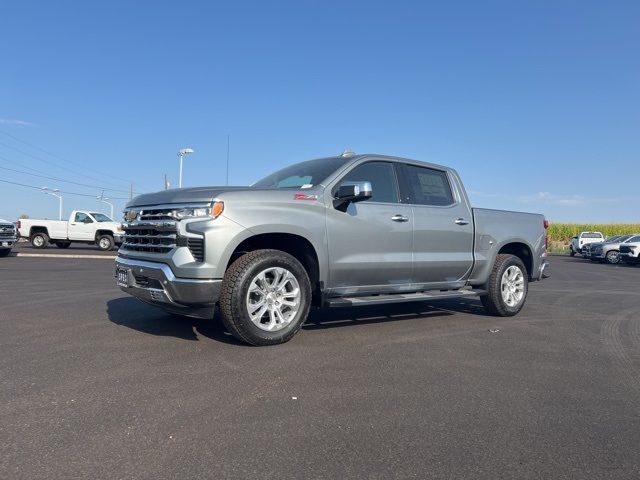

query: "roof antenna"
xmin=341 ymin=148 xmax=355 ymax=158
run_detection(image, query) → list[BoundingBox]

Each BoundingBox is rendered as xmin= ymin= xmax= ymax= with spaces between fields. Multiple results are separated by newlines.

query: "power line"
xmin=0 ymin=161 xmax=142 ymax=195
xmin=0 ymin=129 xmax=153 ymax=190
xmin=0 ymin=178 xmax=131 ymax=200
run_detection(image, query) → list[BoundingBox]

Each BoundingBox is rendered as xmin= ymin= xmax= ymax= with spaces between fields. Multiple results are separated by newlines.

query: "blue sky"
xmin=0 ymin=0 xmax=638 ymax=222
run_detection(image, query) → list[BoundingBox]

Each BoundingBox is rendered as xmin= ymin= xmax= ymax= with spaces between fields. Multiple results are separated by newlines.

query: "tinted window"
xmin=340 ymin=162 xmax=399 ymax=203
xmin=253 ymin=157 xmax=348 ymax=189
xmin=74 ymin=212 xmax=91 ymax=223
xmin=403 ymin=164 xmax=454 ymax=206
xmin=628 ymin=235 xmax=640 ymax=242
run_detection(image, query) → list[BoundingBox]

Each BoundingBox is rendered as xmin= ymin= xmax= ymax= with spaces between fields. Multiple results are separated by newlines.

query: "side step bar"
xmin=325 ymin=288 xmax=487 ymax=308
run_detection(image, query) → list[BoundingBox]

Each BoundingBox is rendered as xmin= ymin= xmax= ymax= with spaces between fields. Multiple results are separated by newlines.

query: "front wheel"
xmin=605 ymin=250 xmax=620 ymax=265
xmin=219 ymin=249 xmax=311 ymax=346
xmin=481 ymin=254 xmax=529 ymax=317
xmin=97 ymin=235 xmax=114 ymax=251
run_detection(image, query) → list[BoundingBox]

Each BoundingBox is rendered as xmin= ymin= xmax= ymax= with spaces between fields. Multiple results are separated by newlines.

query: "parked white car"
xmin=18 ymin=210 xmax=124 ymax=251
xmin=619 ymin=235 xmax=640 ymax=265
xmin=0 ymin=219 xmax=18 ymax=257
xmin=569 ymin=231 xmax=604 ymax=256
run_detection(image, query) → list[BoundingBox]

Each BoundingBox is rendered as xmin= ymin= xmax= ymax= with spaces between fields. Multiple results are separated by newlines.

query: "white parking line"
xmin=15 ymin=253 xmax=116 ymax=259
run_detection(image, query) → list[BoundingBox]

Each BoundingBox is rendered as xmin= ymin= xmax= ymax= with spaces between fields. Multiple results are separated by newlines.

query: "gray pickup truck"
xmin=0 ymin=218 xmax=18 ymax=257
xmin=115 ymin=153 xmax=549 ymax=345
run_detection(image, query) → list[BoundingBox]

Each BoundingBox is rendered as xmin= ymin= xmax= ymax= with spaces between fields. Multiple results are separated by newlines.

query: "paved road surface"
xmin=1 ymin=256 xmax=639 ymax=479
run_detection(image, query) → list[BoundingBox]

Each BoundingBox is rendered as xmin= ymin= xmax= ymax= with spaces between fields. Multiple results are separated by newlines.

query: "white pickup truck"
xmin=569 ymin=231 xmax=604 ymax=256
xmin=18 ymin=210 xmax=124 ymax=251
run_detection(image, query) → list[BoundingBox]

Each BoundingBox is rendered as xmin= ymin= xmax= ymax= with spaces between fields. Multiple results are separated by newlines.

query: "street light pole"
xmin=97 ymin=195 xmax=114 ymax=219
xmin=42 ymin=187 xmax=63 ymax=220
xmin=178 ymin=147 xmax=194 ymax=188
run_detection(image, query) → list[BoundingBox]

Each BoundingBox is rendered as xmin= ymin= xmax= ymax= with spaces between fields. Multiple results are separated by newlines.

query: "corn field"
xmin=547 ymin=223 xmax=640 ymax=253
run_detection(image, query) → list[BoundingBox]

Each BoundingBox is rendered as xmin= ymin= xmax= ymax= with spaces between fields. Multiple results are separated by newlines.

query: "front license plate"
xmin=117 ymin=268 xmax=130 ymax=288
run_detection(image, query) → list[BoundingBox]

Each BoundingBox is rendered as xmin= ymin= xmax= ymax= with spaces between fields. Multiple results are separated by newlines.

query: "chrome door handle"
xmin=391 ymin=214 xmax=409 ymax=222
xmin=454 ymin=218 xmax=469 ymax=225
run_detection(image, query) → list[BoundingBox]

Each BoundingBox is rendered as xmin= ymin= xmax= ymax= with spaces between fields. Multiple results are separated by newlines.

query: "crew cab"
xmin=570 ymin=231 xmax=604 ymax=256
xmin=18 ymin=210 xmax=124 ymax=251
xmin=0 ymin=219 xmax=18 ymax=257
xmin=115 ymin=153 xmax=550 ymax=345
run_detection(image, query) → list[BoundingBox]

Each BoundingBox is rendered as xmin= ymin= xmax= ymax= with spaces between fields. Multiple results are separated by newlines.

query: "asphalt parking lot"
xmin=1 ymin=255 xmax=639 ymax=479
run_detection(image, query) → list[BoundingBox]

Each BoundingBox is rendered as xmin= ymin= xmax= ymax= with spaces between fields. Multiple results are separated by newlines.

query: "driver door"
xmin=325 ymin=161 xmax=414 ymax=295
xmin=68 ymin=212 xmax=95 ymax=240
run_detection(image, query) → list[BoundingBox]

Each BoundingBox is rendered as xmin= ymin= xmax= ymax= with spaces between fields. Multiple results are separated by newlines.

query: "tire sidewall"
xmin=229 ymin=252 xmax=311 ymax=345
xmin=31 ymin=233 xmax=47 ymax=249
xmin=605 ymin=250 xmax=619 ymax=264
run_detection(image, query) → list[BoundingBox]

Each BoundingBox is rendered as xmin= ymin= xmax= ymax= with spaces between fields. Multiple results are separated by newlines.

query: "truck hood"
xmin=0 ymin=218 xmax=13 ymax=225
xmin=126 ymin=186 xmax=267 ymax=208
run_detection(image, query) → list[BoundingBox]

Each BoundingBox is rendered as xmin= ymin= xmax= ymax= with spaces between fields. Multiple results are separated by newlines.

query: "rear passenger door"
xmin=399 ymin=163 xmax=474 ymax=287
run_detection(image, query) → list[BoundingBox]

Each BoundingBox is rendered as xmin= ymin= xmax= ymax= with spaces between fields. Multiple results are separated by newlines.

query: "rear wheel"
xmin=481 ymin=254 xmax=529 ymax=316
xmin=97 ymin=235 xmax=114 ymax=251
xmin=569 ymin=247 xmax=575 ymax=257
xmin=31 ymin=232 xmax=49 ymax=249
xmin=219 ymin=249 xmax=311 ymax=346
xmin=605 ymin=250 xmax=620 ymax=265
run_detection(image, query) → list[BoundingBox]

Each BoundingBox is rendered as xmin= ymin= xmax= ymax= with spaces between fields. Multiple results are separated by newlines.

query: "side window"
xmin=403 ymin=164 xmax=455 ymax=206
xmin=339 ymin=162 xmax=399 ymax=203
xmin=74 ymin=212 xmax=92 ymax=223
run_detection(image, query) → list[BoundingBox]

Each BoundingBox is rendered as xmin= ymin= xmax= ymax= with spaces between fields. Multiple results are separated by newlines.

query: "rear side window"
xmin=581 ymin=232 xmax=603 ymax=239
xmin=402 ymin=164 xmax=455 ymax=206
xmin=339 ymin=161 xmax=399 ymax=203
xmin=628 ymin=235 xmax=640 ymax=242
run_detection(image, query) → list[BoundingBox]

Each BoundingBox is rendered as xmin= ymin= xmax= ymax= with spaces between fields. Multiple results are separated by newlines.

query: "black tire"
xmin=31 ymin=232 xmax=49 ymax=249
xmin=0 ymin=249 xmax=10 ymax=257
xmin=56 ymin=241 xmax=71 ymax=249
xmin=481 ymin=254 xmax=529 ymax=317
xmin=219 ymin=249 xmax=312 ymax=346
xmin=97 ymin=234 xmax=114 ymax=251
xmin=605 ymin=250 xmax=620 ymax=265
xmin=569 ymin=247 xmax=575 ymax=257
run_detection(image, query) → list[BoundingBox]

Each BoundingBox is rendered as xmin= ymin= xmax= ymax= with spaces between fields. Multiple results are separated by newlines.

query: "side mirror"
xmin=334 ymin=181 xmax=372 ymax=209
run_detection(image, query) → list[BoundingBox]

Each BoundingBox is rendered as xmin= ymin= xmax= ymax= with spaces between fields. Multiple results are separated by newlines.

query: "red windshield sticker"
xmin=294 ymin=193 xmax=318 ymax=201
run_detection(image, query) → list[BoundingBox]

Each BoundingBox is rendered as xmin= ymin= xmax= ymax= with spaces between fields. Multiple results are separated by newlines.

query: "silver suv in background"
xmin=591 ymin=234 xmax=638 ymax=264
xmin=0 ymin=219 xmax=18 ymax=257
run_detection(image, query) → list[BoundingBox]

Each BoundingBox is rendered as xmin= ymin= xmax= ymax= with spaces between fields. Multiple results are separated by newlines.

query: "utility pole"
xmin=226 ymin=134 xmax=230 ymax=186
xmin=164 ymin=174 xmax=170 ymax=190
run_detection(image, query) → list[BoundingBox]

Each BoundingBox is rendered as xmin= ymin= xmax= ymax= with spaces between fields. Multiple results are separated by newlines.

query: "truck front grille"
xmin=121 ymin=213 xmax=177 ymax=254
xmin=0 ymin=224 xmax=16 ymax=240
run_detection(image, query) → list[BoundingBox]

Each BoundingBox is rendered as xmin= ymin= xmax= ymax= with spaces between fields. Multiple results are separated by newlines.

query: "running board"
xmin=325 ymin=288 xmax=486 ymax=308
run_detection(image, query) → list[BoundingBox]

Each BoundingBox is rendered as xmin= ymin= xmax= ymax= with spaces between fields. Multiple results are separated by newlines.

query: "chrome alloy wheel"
xmin=99 ymin=237 xmax=111 ymax=249
xmin=33 ymin=235 xmax=44 ymax=247
xmin=501 ymin=265 xmax=525 ymax=308
xmin=246 ymin=267 xmax=301 ymax=332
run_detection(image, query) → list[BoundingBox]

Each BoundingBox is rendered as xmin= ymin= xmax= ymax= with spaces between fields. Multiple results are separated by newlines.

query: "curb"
xmin=14 ymin=253 xmax=116 ymax=260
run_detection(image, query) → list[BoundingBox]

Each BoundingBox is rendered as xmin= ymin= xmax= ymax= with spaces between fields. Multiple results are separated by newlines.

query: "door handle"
xmin=454 ymin=218 xmax=469 ymax=225
xmin=391 ymin=214 xmax=409 ymax=222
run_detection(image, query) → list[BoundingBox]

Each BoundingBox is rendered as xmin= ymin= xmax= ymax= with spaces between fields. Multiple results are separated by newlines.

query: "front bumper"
xmin=0 ymin=235 xmax=17 ymax=248
xmin=115 ymin=256 xmax=222 ymax=319
xmin=114 ymin=233 xmax=125 ymax=244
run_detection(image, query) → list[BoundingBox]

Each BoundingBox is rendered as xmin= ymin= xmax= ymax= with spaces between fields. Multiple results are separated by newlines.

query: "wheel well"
xmin=498 ymin=242 xmax=533 ymax=278
xmin=29 ymin=226 xmax=49 ymax=238
xmin=95 ymin=230 xmax=114 ymax=240
xmin=227 ymin=233 xmax=321 ymax=305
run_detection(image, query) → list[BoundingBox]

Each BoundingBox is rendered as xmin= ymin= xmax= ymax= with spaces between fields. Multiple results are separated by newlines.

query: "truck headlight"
xmin=174 ymin=202 xmax=224 ymax=220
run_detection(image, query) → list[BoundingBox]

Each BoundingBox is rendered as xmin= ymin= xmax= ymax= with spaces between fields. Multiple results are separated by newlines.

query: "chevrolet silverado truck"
xmin=115 ymin=153 xmax=550 ymax=345
xmin=18 ymin=210 xmax=124 ymax=251
xmin=0 ymin=219 xmax=18 ymax=257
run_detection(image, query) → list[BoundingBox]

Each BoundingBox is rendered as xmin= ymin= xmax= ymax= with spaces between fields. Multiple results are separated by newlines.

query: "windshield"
xmin=91 ymin=213 xmax=113 ymax=222
xmin=253 ymin=157 xmax=349 ymax=189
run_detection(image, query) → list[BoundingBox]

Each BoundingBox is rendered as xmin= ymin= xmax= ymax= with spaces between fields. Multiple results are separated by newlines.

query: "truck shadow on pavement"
xmin=107 ymin=297 xmax=486 ymax=343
